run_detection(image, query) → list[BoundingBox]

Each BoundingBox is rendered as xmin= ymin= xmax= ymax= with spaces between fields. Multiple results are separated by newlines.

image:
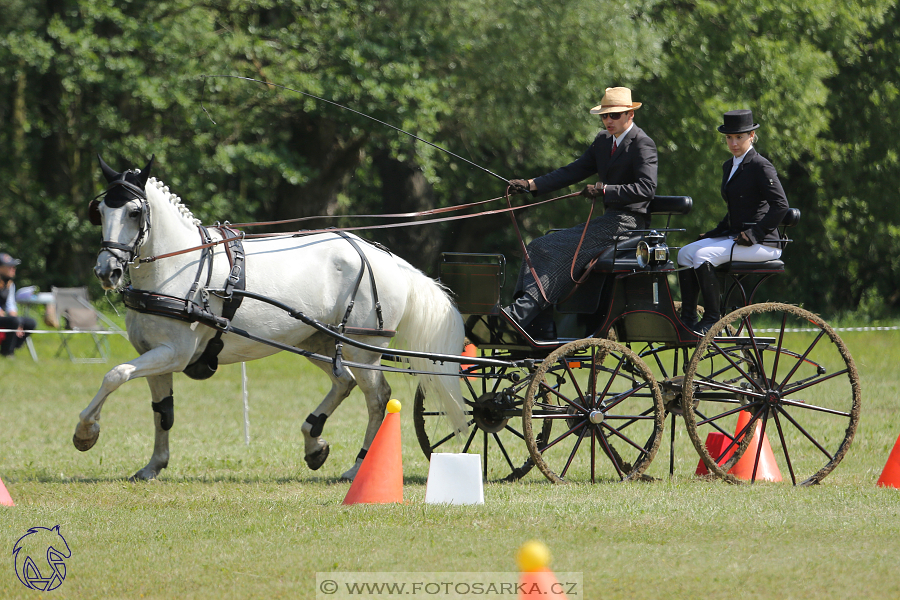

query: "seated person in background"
xmin=677 ymin=109 xmax=789 ymax=335
xmin=0 ymin=252 xmax=37 ymax=357
xmin=505 ymin=87 xmax=658 ymax=340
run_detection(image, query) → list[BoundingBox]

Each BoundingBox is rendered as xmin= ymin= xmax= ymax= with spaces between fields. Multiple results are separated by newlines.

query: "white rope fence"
xmin=0 ymin=328 xmax=128 ymax=337
xmin=755 ymin=326 xmax=900 ymax=333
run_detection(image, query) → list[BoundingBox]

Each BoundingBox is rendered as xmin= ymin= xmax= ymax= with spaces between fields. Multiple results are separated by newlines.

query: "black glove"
xmin=580 ymin=183 xmax=605 ymax=198
xmin=735 ymin=230 xmax=754 ymax=246
xmin=508 ymin=179 xmax=530 ymax=194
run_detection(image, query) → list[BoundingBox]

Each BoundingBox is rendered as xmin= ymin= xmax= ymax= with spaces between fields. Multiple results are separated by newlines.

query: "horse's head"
xmin=91 ymin=155 xmax=154 ymax=290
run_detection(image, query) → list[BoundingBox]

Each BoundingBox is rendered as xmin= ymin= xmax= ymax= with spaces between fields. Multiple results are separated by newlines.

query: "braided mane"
xmin=146 ymin=176 xmax=201 ymax=227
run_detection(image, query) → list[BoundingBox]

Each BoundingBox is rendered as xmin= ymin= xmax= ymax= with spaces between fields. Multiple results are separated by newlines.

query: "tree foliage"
xmin=0 ymin=0 xmax=896 ymax=316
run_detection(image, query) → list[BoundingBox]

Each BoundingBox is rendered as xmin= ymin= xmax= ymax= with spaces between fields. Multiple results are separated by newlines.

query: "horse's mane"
xmin=146 ymin=177 xmax=202 ymax=227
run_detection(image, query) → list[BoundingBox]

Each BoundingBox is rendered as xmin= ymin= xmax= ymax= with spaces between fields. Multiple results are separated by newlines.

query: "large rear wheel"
xmin=682 ymin=303 xmax=861 ymax=485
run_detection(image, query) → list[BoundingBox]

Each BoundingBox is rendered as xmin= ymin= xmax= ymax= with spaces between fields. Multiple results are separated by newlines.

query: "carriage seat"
xmin=589 ymin=195 xmax=693 ymax=272
xmin=718 ymin=208 xmax=801 ymax=275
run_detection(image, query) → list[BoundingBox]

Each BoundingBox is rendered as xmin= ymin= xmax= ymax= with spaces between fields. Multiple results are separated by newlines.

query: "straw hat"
xmin=589 ymin=87 xmax=642 ymax=115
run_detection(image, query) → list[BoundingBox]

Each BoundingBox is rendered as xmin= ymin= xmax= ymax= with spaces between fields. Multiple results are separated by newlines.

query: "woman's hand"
xmin=735 ymin=231 xmax=754 ymax=246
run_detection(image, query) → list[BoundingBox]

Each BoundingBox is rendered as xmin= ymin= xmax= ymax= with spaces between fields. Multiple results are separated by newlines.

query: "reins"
xmin=133 ymin=190 xmax=582 ymax=264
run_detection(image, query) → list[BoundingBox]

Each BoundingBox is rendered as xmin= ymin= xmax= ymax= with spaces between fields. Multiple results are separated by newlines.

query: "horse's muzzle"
xmin=94 ymin=251 xmax=125 ymax=290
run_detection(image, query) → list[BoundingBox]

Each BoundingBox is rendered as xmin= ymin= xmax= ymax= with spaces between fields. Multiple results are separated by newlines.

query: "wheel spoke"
xmin=769 ymin=311 xmax=788 ymax=384
xmin=772 ymin=409 xmax=797 ymax=485
xmin=560 ymin=425 xmax=589 ymax=479
xmin=503 ymin=424 xmax=526 ymax=441
xmin=750 ymin=410 xmax=770 ymax=483
xmin=540 ymin=420 xmax=588 ymax=453
xmin=596 ymin=425 xmax=626 ymax=480
xmin=781 ymin=369 xmax=851 ymax=398
xmin=461 ymin=426 xmax=478 ymax=453
xmin=600 ymin=421 xmax=653 ymax=456
xmin=537 ymin=379 xmax=588 ymax=416
xmin=491 ymin=431 xmax=517 ymax=471
xmin=775 ymin=405 xmax=835 ymax=461
xmin=696 ymin=400 xmax=764 ymax=427
xmin=777 ymin=329 xmax=827 ymax=392
xmin=781 ymin=398 xmax=852 ymax=418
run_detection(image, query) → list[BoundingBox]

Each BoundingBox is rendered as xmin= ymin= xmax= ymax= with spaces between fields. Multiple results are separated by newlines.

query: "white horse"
xmin=77 ymin=156 xmax=467 ymax=481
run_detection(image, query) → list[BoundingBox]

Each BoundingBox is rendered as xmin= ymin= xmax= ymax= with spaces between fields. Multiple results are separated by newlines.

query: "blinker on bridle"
xmin=90 ymin=171 xmax=151 ymax=262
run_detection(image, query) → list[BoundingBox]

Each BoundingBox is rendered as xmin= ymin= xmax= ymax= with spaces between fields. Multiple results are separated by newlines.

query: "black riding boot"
xmin=678 ymin=267 xmax=700 ymax=329
xmin=693 ymin=262 xmax=721 ymax=335
xmin=503 ymin=293 xmax=557 ymax=340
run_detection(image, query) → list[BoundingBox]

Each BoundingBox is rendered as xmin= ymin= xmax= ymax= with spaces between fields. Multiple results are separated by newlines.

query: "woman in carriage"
xmin=677 ymin=109 xmax=790 ymax=335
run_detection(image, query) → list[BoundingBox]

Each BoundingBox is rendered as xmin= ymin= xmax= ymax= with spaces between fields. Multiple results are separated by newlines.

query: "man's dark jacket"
xmin=531 ymin=124 xmax=658 ymax=214
xmin=706 ymin=147 xmax=789 ymax=246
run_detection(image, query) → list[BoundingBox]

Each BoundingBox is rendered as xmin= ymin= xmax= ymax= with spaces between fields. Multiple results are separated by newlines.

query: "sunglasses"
xmin=601 ymin=111 xmax=628 ymax=121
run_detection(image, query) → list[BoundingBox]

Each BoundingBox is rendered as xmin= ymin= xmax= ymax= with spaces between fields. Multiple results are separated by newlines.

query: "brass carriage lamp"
xmin=636 ymin=230 xmax=669 ymax=268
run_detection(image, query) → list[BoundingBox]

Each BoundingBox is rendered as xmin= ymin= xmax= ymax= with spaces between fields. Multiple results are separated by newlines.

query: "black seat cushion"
xmin=720 ymin=260 xmax=785 ymax=273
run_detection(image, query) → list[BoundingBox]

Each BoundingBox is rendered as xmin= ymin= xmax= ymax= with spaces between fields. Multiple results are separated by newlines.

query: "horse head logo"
xmin=12 ymin=525 xmax=71 ymax=591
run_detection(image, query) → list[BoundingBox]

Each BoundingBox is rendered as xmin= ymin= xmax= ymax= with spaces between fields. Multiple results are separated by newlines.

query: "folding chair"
xmin=52 ymin=287 xmax=119 ymax=363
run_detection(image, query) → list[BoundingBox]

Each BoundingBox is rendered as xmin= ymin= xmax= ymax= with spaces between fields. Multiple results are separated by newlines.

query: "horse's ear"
xmin=98 ymin=154 xmax=119 ymax=183
xmin=137 ymin=154 xmax=155 ymax=188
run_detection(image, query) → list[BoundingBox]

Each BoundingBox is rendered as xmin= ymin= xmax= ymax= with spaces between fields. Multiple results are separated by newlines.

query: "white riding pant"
xmin=677 ymin=236 xmax=782 ymax=269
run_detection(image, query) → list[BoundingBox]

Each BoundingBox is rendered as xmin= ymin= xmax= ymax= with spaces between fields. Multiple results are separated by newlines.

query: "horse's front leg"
xmin=130 ymin=372 xmax=175 ymax=482
xmin=73 ymin=344 xmax=180 ymax=453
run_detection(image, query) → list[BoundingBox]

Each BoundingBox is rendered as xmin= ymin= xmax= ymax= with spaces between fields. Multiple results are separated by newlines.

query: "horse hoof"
xmin=128 ymin=469 xmax=157 ymax=482
xmin=340 ymin=463 xmax=360 ymax=481
xmin=305 ymin=444 xmax=330 ymax=471
xmin=72 ymin=431 xmax=99 ymax=452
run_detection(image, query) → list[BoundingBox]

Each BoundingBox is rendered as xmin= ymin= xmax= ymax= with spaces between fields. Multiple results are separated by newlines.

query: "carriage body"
xmin=416 ymin=196 xmax=860 ymax=487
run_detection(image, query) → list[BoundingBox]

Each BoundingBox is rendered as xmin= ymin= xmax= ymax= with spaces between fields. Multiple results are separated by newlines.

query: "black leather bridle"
xmin=89 ymin=172 xmax=151 ymax=266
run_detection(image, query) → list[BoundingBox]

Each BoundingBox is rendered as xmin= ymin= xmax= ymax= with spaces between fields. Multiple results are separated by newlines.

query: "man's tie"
xmin=610 ymin=140 xmax=617 ymax=157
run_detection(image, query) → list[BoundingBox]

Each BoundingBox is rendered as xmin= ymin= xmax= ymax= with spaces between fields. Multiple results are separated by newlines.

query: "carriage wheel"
xmin=413 ymin=360 xmax=551 ymax=482
xmin=682 ymin=303 xmax=861 ymax=485
xmin=523 ymin=338 xmax=665 ymax=483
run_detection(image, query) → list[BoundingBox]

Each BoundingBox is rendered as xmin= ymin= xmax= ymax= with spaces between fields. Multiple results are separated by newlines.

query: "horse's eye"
xmin=129 ymin=208 xmax=142 ymax=219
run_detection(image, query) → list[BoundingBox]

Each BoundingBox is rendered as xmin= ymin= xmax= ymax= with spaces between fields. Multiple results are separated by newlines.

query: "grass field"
xmin=1 ymin=330 xmax=899 ymax=599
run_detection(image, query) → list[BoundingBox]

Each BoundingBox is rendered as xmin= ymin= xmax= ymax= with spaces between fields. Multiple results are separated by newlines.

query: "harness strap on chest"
xmin=184 ymin=227 xmax=246 ymax=379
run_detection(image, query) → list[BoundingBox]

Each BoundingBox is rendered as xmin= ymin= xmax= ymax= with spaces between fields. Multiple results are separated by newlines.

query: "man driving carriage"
xmin=505 ymin=86 xmax=658 ymax=340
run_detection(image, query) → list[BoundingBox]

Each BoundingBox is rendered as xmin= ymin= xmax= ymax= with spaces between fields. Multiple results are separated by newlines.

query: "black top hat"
xmin=0 ymin=252 xmax=21 ymax=267
xmin=717 ymin=109 xmax=760 ymax=134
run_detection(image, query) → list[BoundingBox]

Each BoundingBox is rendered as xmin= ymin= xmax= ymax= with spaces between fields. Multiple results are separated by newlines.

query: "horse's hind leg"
xmin=340 ymin=366 xmax=391 ymax=481
xmin=131 ymin=373 xmax=174 ymax=481
xmin=301 ymin=359 xmax=357 ymax=472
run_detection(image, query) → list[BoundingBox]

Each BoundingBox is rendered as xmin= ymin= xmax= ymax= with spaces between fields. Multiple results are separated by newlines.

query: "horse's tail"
xmin=394 ymin=262 xmax=468 ymax=437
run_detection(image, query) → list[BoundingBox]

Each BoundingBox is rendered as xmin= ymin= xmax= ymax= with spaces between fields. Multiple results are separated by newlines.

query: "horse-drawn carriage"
xmin=84 ymin=158 xmax=859 ymax=487
xmin=414 ymin=195 xmax=860 ymax=486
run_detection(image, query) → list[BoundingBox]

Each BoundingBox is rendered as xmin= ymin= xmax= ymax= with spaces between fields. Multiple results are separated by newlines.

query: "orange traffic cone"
xmin=876 ymin=434 xmax=900 ymax=489
xmin=695 ymin=432 xmax=736 ymax=475
xmin=728 ymin=411 xmax=782 ymax=482
xmin=517 ymin=541 xmax=567 ymax=599
xmin=0 ymin=475 xmax=14 ymax=507
xmin=342 ymin=399 xmax=403 ymax=505
xmin=461 ymin=343 xmax=478 ymax=381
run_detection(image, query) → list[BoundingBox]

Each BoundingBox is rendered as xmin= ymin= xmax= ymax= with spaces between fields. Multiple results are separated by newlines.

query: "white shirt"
xmin=613 ymin=123 xmax=635 ymax=145
xmin=727 ymin=146 xmax=753 ymax=182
